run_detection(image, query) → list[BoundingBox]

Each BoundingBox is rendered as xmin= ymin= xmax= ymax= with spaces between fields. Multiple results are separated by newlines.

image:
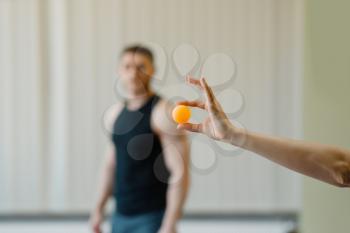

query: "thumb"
xmin=177 ymin=123 xmax=202 ymax=133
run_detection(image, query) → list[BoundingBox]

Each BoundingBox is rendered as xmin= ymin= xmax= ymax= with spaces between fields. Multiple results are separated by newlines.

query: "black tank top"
xmin=111 ymin=95 xmax=170 ymax=215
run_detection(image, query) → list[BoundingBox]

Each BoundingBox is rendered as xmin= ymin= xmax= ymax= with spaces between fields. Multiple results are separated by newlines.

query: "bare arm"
xmin=178 ymin=76 xmax=350 ymax=187
xmin=242 ymin=132 xmax=350 ymax=187
xmin=94 ymin=145 xmax=116 ymax=212
xmin=90 ymin=145 xmax=116 ymax=233
xmin=152 ymin=100 xmax=190 ymax=233
xmin=160 ymin=134 xmax=190 ymax=233
xmin=90 ymin=103 xmax=122 ymax=233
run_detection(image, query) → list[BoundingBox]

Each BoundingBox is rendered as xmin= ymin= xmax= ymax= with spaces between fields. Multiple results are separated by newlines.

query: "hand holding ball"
xmin=172 ymin=105 xmax=191 ymax=124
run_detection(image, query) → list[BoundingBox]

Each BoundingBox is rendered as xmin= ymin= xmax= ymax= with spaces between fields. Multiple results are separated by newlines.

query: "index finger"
xmin=200 ymin=77 xmax=216 ymax=106
xmin=186 ymin=75 xmax=203 ymax=90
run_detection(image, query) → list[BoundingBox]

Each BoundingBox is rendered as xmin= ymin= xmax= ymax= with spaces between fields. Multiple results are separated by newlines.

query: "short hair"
xmin=121 ymin=45 xmax=154 ymax=64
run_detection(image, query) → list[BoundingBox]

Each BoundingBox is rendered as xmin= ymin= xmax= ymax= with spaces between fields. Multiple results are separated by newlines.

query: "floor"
xmin=0 ymin=220 xmax=296 ymax=233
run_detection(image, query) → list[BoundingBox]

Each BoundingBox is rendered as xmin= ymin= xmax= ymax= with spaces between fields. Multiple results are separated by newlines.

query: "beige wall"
xmin=301 ymin=0 xmax=350 ymax=232
xmin=0 ymin=0 xmax=303 ymax=213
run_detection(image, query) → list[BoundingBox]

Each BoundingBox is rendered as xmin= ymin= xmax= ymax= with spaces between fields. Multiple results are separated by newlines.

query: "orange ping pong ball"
xmin=172 ymin=105 xmax=191 ymax=124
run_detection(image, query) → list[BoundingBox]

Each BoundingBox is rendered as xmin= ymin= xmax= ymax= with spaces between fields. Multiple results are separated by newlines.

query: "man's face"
xmin=118 ymin=52 xmax=155 ymax=95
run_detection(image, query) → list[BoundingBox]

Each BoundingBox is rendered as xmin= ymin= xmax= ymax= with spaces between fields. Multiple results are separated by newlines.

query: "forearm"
xmin=162 ymin=173 xmax=189 ymax=229
xmin=232 ymin=129 xmax=350 ymax=186
xmin=94 ymin=166 xmax=115 ymax=212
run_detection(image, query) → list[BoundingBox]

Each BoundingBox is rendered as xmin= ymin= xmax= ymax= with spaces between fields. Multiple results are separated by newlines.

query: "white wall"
xmin=0 ymin=0 xmax=45 ymax=213
xmin=0 ymin=0 xmax=304 ymax=214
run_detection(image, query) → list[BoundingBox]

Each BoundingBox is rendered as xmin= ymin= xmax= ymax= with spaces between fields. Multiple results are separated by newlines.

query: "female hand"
xmin=177 ymin=77 xmax=350 ymax=188
xmin=177 ymin=76 xmax=245 ymax=146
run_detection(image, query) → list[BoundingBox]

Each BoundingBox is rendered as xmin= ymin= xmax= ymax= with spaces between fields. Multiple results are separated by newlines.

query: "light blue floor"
xmin=0 ymin=220 xmax=295 ymax=233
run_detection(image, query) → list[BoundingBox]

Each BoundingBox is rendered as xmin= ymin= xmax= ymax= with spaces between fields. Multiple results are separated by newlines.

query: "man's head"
xmin=118 ymin=45 xmax=155 ymax=96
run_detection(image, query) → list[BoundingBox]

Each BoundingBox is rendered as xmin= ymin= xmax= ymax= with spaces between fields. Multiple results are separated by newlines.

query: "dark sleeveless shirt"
xmin=111 ymin=95 xmax=170 ymax=216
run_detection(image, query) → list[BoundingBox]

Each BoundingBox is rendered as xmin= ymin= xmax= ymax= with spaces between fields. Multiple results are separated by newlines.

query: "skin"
xmin=177 ymin=76 xmax=350 ymax=188
xmin=89 ymin=52 xmax=190 ymax=233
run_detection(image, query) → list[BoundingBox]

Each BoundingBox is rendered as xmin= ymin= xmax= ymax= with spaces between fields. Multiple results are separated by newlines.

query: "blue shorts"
xmin=111 ymin=210 xmax=165 ymax=233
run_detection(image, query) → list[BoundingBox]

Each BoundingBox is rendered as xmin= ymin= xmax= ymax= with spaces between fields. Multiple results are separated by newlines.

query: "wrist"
xmin=161 ymin=219 xmax=176 ymax=228
xmin=160 ymin=217 xmax=177 ymax=231
xmin=227 ymin=126 xmax=247 ymax=148
xmin=159 ymin=223 xmax=176 ymax=232
xmin=94 ymin=204 xmax=104 ymax=214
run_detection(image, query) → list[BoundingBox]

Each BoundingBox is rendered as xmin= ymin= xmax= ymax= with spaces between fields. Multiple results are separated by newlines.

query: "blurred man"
xmin=90 ymin=45 xmax=190 ymax=233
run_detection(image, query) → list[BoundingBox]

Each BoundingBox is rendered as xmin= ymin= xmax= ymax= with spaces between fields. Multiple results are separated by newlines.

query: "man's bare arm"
xmin=90 ymin=103 xmax=122 ymax=233
xmin=94 ymin=145 xmax=116 ymax=212
xmin=90 ymin=145 xmax=116 ymax=233
xmin=152 ymin=100 xmax=190 ymax=233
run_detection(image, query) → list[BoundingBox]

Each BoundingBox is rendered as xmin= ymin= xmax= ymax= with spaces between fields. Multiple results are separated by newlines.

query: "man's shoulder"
xmin=152 ymin=96 xmax=174 ymax=120
xmin=151 ymin=96 xmax=185 ymax=137
xmin=103 ymin=101 xmax=124 ymax=132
